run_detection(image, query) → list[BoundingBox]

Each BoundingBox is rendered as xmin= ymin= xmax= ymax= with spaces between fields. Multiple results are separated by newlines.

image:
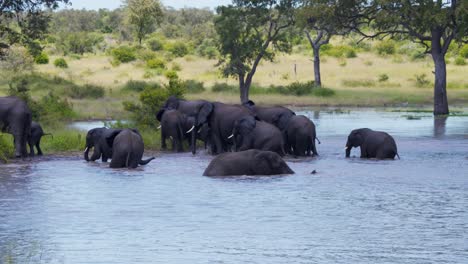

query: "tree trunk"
xmin=239 ymin=74 xmax=251 ymax=104
xmin=432 ymin=53 xmax=449 ymax=115
xmin=313 ymin=46 xmax=322 ymax=87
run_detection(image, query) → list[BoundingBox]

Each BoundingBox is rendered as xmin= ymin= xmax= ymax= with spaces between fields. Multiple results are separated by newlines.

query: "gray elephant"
xmin=244 ymin=100 xmax=295 ymax=124
xmin=28 ymin=121 xmax=52 ymax=156
xmin=156 ymin=109 xmax=193 ymax=152
xmin=84 ymin=127 xmax=122 ymax=162
xmin=229 ymin=115 xmax=285 ymax=156
xmin=274 ymin=114 xmax=319 ymax=157
xmin=105 ymin=129 xmax=155 ymax=168
xmin=345 ymin=128 xmax=400 ymax=159
xmin=203 ymin=149 xmax=294 ymax=176
xmin=160 ymin=96 xmax=213 ymax=154
xmin=0 ymin=96 xmax=32 ymax=158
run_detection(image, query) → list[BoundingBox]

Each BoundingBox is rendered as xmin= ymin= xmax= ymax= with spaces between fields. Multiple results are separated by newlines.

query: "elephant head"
xmin=190 ymin=102 xmax=213 ymax=154
xmin=229 ymin=116 xmax=256 ymax=150
xmin=345 ymin=128 xmax=371 ymax=157
xmin=84 ymin=127 xmax=106 ymax=161
xmin=162 ymin=96 xmax=180 ymax=110
xmin=254 ymin=151 xmax=294 ymax=175
xmin=272 ymin=111 xmax=294 ymax=131
xmin=84 ymin=128 xmax=122 ymax=162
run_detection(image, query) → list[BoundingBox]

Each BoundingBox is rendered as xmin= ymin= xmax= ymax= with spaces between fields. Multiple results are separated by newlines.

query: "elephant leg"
xmin=29 ymin=141 xmax=35 ymax=157
xmin=177 ymin=138 xmax=184 ymax=152
xmin=36 ymin=142 xmax=43 ymax=156
xmin=311 ymin=142 xmax=318 ymax=156
xmin=212 ymin=134 xmax=224 ymax=155
xmin=161 ymin=130 xmax=167 ymax=150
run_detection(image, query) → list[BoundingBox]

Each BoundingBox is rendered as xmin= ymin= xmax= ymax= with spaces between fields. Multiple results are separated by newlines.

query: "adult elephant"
xmin=160 ymin=96 xmax=213 ymax=154
xmin=208 ymin=102 xmax=256 ymax=155
xmin=0 ymin=96 xmax=32 ymax=158
xmin=156 ymin=109 xmax=192 ymax=152
xmin=274 ymin=114 xmax=319 ymax=157
xmin=105 ymin=129 xmax=155 ymax=169
xmin=28 ymin=121 xmax=52 ymax=156
xmin=244 ymin=100 xmax=295 ymax=125
xmin=203 ymin=149 xmax=294 ymax=176
xmin=84 ymin=127 xmax=122 ymax=162
xmin=229 ymin=115 xmax=285 ymax=156
xmin=345 ymin=128 xmax=400 ymax=159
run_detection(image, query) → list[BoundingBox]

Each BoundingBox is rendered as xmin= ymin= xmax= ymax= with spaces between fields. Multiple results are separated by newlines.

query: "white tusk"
xmin=186 ymin=125 xmax=195 ymax=134
xmin=84 ymin=147 xmax=89 ymax=153
xmin=157 ymin=125 xmax=161 ymax=129
xmin=228 ymin=134 xmax=234 ymax=139
xmin=344 ymin=146 xmax=348 ymax=149
xmin=197 ymin=128 xmax=202 ymax=133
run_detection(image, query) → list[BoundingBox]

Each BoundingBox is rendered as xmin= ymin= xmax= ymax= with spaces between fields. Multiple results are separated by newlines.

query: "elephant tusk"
xmin=157 ymin=125 xmax=161 ymax=129
xmin=84 ymin=147 xmax=89 ymax=153
xmin=228 ymin=134 xmax=234 ymax=139
xmin=197 ymin=128 xmax=202 ymax=133
xmin=186 ymin=125 xmax=195 ymax=134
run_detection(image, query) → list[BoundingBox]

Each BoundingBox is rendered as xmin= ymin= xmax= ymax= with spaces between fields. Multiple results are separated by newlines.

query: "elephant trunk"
xmin=84 ymin=146 xmax=91 ymax=161
xmin=345 ymin=146 xmax=351 ymax=158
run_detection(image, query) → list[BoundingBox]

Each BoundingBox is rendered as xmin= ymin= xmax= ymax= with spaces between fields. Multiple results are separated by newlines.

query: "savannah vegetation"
xmin=0 ymin=0 xmax=467 ymax=159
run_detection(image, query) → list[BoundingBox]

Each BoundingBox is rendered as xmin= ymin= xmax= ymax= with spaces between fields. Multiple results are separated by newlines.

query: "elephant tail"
xmin=315 ymin=137 xmax=321 ymax=144
xmin=42 ymin=133 xmax=53 ymax=139
xmin=396 ymin=153 xmax=400 ymax=159
xmin=125 ymin=152 xmax=131 ymax=168
xmin=139 ymin=157 xmax=155 ymax=165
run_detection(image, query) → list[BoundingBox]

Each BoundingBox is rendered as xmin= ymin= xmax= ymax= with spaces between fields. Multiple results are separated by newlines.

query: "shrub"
xmin=378 ymin=74 xmax=389 ymax=82
xmin=123 ymin=80 xmax=161 ymax=92
xmin=410 ymin=51 xmax=426 ymax=61
xmin=415 ymin=74 xmax=430 ymax=88
xmin=146 ymin=58 xmax=166 ymax=69
xmin=164 ymin=70 xmax=178 ymax=79
xmin=171 ymin=63 xmax=182 ymax=71
xmin=54 ymin=58 xmax=68 ymax=68
xmin=37 ymin=92 xmax=77 ymax=123
xmin=168 ymin=42 xmax=189 ymax=57
xmin=137 ymin=49 xmax=157 ymax=61
xmin=147 ymin=38 xmax=164 ymax=51
xmin=184 ymin=80 xmax=205 ymax=93
xmin=0 ymin=135 xmax=14 ymax=162
xmin=66 ymin=84 xmax=105 ymax=99
xmin=284 ymin=82 xmax=314 ymax=96
xmin=212 ymin=82 xmax=236 ymax=92
xmin=322 ymin=45 xmax=357 ymax=58
xmin=454 ymin=56 xmax=466 ymax=66
xmin=459 ymin=45 xmax=468 ymax=58
xmin=34 ymin=52 xmax=49 ymax=64
xmin=111 ymin=46 xmax=136 ymax=63
xmin=375 ymin=40 xmax=396 ymax=55
xmin=312 ymin=87 xmax=335 ymax=97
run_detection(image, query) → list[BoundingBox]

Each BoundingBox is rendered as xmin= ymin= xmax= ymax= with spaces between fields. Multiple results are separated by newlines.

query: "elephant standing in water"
xmin=84 ymin=127 xmax=122 ymax=162
xmin=156 ymin=109 xmax=193 ymax=152
xmin=28 ymin=122 xmax=52 ymax=156
xmin=105 ymin=129 xmax=155 ymax=168
xmin=346 ymin=128 xmax=399 ymax=159
xmin=203 ymin=149 xmax=294 ymax=176
xmin=274 ymin=114 xmax=319 ymax=157
xmin=229 ymin=116 xmax=285 ymax=156
xmin=0 ymin=96 xmax=32 ymax=158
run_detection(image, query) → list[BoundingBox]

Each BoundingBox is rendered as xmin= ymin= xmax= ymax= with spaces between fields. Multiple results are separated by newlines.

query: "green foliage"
xmin=342 ymin=79 xmax=376 ymax=87
xmin=56 ymin=32 xmax=103 ymax=55
xmin=171 ymin=62 xmax=182 ymax=71
xmin=167 ymin=41 xmax=189 ymax=57
xmin=454 ymin=56 xmax=466 ymax=65
xmin=184 ymin=80 xmax=205 ymax=93
xmin=460 ymin=45 xmax=468 ymax=58
xmin=40 ymin=129 xmax=85 ymax=152
xmin=37 ymin=92 xmax=77 ymax=123
xmin=34 ymin=52 xmax=49 ymax=64
xmin=54 ymin=58 xmax=68 ymax=68
xmin=111 ymin=46 xmax=137 ymax=63
xmin=375 ymin=40 xmax=396 ymax=55
xmin=147 ymin=37 xmax=164 ymax=51
xmin=137 ymin=49 xmax=158 ymax=61
xmin=146 ymin=58 xmax=166 ymax=69
xmin=378 ymin=74 xmax=389 ymax=82
xmin=66 ymin=84 xmax=105 ymax=99
xmin=122 ymin=80 xmax=162 ymax=92
xmin=196 ymin=39 xmax=218 ymax=59
xmin=125 ymin=0 xmax=164 ymax=44
xmin=312 ymin=87 xmax=336 ymax=97
xmin=212 ymin=82 xmax=236 ymax=93
xmin=415 ymin=74 xmax=431 ymax=88
xmin=0 ymin=135 xmax=14 ymax=162
xmin=322 ymin=45 xmax=357 ymax=58
xmin=164 ymin=70 xmax=178 ymax=79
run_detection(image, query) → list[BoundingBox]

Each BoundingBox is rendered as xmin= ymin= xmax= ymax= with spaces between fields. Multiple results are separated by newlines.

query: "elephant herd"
xmin=0 ymin=95 xmax=400 ymax=176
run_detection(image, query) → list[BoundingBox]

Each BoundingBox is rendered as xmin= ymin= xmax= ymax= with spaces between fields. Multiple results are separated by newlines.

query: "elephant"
xmin=105 ymin=129 xmax=155 ymax=168
xmin=273 ymin=114 xmax=319 ymax=157
xmin=160 ymin=96 xmax=213 ymax=154
xmin=0 ymin=96 xmax=32 ymax=158
xmin=345 ymin=128 xmax=400 ymax=159
xmin=203 ymin=149 xmax=294 ymax=176
xmin=28 ymin=121 xmax=52 ymax=156
xmin=207 ymin=102 xmax=256 ymax=155
xmin=243 ymin=100 xmax=296 ymax=125
xmin=229 ymin=115 xmax=285 ymax=156
xmin=84 ymin=127 xmax=122 ymax=162
xmin=156 ymin=109 xmax=193 ymax=152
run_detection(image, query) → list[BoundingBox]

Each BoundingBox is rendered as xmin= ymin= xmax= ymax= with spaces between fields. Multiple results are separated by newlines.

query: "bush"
xmin=459 ymin=45 xmax=468 ymax=58
xmin=415 ymin=74 xmax=431 ymax=88
xmin=312 ymin=87 xmax=335 ymax=97
xmin=171 ymin=63 xmax=182 ymax=71
xmin=454 ymin=56 xmax=466 ymax=66
xmin=164 ymin=70 xmax=178 ymax=79
xmin=34 ymin=52 xmax=49 ymax=64
xmin=147 ymin=38 xmax=164 ymax=51
xmin=378 ymin=74 xmax=389 ymax=82
xmin=184 ymin=80 xmax=205 ymax=93
xmin=111 ymin=46 xmax=136 ymax=63
xmin=137 ymin=49 xmax=157 ymax=61
xmin=146 ymin=58 xmax=166 ymax=69
xmin=212 ymin=82 xmax=236 ymax=92
xmin=322 ymin=45 xmax=357 ymax=58
xmin=283 ymin=82 xmax=314 ymax=96
xmin=66 ymin=84 xmax=105 ymax=99
xmin=0 ymin=135 xmax=14 ymax=162
xmin=54 ymin=58 xmax=68 ymax=68
xmin=37 ymin=92 xmax=77 ymax=123
xmin=168 ymin=42 xmax=189 ymax=57
xmin=376 ymin=40 xmax=396 ymax=55
xmin=123 ymin=80 xmax=161 ymax=92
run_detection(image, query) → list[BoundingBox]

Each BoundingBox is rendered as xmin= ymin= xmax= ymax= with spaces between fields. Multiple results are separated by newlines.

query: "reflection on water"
xmin=434 ymin=116 xmax=448 ymax=138
xmin=1 ymin=109 xmax=468 ymax=263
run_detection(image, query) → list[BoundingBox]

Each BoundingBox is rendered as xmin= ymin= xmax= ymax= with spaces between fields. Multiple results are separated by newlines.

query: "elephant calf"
xmin=346 ymin=128 xmax=400 ymax=159
xmin=203 ymin=149 xmax=294 ymax=176
xmin=28 ymin=122 xmax=52 ymax=156
xmin=106 ymin=129 xmax=155 ymax=169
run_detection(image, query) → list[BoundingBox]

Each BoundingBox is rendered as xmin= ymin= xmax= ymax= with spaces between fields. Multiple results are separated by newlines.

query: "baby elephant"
xmin=346 ymin=128 xmax=400 ymax=159
xmin=105 ymin=129 xmax=155 ymax=168
xmin=203 ymin=149 xmax=294 ymax=176
xmin=28 ymin=121 xmax=52 ymax=156
xmin=156 ymin=109 xmax=193 ymax=152
xmin=276 ymin=115 xmax=319 ymax=157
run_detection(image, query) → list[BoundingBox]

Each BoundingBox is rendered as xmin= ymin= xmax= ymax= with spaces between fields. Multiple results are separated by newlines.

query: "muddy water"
xmin=1 ymin=110 xmax=467 ymax=263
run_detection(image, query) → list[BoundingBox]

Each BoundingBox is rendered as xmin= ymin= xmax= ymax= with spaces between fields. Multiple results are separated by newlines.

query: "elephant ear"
xmin=237 ymin=116 xmax=256 ymax=135
xmin=105 ymin=130 xmax=122 ymax=148
xmin=164 ymin=96 xmax=180 ymax=109
xmin=196 ymin=102 xmax=213 ymax=125
xmin=273 ymin=113 xmax=290 ymax=131
xmin=156 ymin=109 xmax=165 ymax=122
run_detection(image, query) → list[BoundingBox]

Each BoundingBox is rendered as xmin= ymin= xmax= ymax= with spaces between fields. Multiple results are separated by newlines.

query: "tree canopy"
xmin=123 ymin=0 xmax=163 ymax=45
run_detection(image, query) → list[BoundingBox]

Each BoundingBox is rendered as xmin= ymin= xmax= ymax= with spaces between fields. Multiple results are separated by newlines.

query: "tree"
xmin=123 ymin=0 xmax=163 ymax=45
xmin=215 ymin=0 xmax=296 ymax=103
xmin=0 ymin=0 xmax=69 ymax=57
xmin=339 ymin=0 xmax=468 ymax=115
xmin=297 ymin=0 xmax=351 ymax=87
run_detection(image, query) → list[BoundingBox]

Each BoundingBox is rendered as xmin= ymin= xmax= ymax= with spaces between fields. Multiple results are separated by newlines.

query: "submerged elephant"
xmin=28 ymin=122 xmax=52 ymax=156
xmin=84 ymin=127 xmax=122 ymax=162
xmin=345 ymin=128 xmax=399 ymax=159
xmin=0 ymin=96 xmax=32 ymax=158
xmin=274 ymin=114 xmax=319 ymax=157
xmin=229 ymin=115 xmax=285 ymax=156
xmin=105 ymin=129 xmax=155 ymax=168
xmin=203 ymin=149 xmax=294 ymax=176
xmin=156 ymin=109 xmax=193 ymax=152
